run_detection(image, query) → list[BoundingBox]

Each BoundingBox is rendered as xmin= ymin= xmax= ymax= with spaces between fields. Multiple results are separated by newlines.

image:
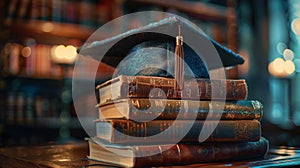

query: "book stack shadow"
xmin=87 ymin=75 xmax=269 ymax=167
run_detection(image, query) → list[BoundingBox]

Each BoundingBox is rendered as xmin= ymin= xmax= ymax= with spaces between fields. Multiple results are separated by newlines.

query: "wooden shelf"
xmin=6 ymin=20 xmax=95 ymax=45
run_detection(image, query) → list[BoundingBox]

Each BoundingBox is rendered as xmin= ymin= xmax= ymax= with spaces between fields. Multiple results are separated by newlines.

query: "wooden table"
xmin=1 ymin=142 xmax=300 ymax=167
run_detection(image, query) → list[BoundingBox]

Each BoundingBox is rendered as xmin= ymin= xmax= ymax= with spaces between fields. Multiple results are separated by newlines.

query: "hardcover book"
xmin=87 ymin=137 xmax=269 ymax=167
xmin=96 ymin=75 xmax=248 ymax=105
xmin=97 ymin=98 xmax=263 ymax=121
xmin=96 ymin=120 xmax=261 ymax=144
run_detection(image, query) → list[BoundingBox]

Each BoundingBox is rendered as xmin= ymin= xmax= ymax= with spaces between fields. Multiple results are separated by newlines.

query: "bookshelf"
xmin=0 ymin=0 xmax=239 ymax=146
xmin=0 ymin=0 xmax=121 ymax=146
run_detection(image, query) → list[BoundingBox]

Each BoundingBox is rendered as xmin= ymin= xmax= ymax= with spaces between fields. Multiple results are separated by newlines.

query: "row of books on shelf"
xmin=1 ymin=42 xmax=73 ymax=79
xmin=87 ymin=75 xmax=269 ymax=167
xmin=2 ymin=91 xmax=66 ymax=124
xmin=4 ymin=0 xmax=117 ymax=27
xmin=0 ymin=42 xmax=111 ymax=80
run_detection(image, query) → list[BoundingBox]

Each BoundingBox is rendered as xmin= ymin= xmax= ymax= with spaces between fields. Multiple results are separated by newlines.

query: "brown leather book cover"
xmin=97 ymin=98 xmax=263 ymax=121
xmin=96 ymin=75 xmax=248 ymax=105
xmin=96 ymin=120 xmax=261 ymax=144
xmin=88 ymin=137 xmax=269 ymax=167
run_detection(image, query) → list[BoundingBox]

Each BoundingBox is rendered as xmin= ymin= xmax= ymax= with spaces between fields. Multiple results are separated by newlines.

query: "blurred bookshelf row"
xmin=2 ymin=0 xmax=120 ymax=28
xmin=0 ymin=0 xmax=116 ymax=146
xmin=1 ymin=42 xmax=74 ymax=79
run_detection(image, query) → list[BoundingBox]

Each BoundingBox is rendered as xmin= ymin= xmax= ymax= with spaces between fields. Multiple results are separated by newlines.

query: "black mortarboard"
xmin=78 ymin=17 xmax=244 ymax=78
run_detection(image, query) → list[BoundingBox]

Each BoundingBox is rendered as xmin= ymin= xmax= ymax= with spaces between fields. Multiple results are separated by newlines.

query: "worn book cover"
xmin=87 ymin=137 xmax=269 ymax=167
xmin=96 ymin=75 xmax=248 ymax=105
xmin=96 ymin=119 xmax=261 ymax=144
xmin=97 ymin=98 xmax=263 ymax=121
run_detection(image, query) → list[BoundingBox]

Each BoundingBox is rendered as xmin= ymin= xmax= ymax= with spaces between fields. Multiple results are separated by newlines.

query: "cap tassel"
xmin=174 ymin=22 xmax=184 ymax=97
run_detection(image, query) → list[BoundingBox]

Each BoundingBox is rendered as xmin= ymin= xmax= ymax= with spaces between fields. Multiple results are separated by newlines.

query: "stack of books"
xmin=80 ymin=17 xmax=269 ymax=167
xmin=87 ymin=75 xmax=268 ymax=167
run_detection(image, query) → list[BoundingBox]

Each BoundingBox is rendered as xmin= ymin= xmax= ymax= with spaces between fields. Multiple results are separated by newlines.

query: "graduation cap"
xmin=78 ymin=17 xmax=244 ymax=79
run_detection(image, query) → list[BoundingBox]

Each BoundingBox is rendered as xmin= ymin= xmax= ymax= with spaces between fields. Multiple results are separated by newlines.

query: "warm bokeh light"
xmin=291 ymin=18 xmax=300 ymax=34
xmin=283 ymin=49 xmax=294 ymax=60
xmin=284 ymin=60 xmax=295 ymax=74
xmin=273 ymin=58 xmax=285 ymax=73
xmin=268 ymin=58 xmax=295 ymax=77
xmin=55 ymin=45 xmax=66 ymax=59
xmin=51 ymin=45 xmax=77 ymax=64
xmin=65 ymin=45 xmax=77 ymax=60
xmin=21 ymin=46 xmax=31 ymax=58
xmin=268 ymin=61 xmax=275 ymax=75
xmin=42 ymin=22 xmax=54 ymax=32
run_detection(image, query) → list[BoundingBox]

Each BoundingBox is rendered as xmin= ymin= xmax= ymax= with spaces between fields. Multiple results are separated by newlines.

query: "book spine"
xmin=117 ymin=76 xmax=247 ymax=101
xmin=51 ymin=0 xmax=61 ymax=22
xmin=4 ymin=0 xmax=18 ymax=25
xmin=39 ymin=0 xmax=49 ymax=20
xmin=133 ymin=137 xmax=269 ymax=167
xmin=9 ymin=43 xmax=20 ymax=75
xmin=126 ymin=99 xmax=262 ymax=120
xmin=17 ymin=0 xmax=30 ymax=21
xmin=97 ymin=120 xmax=260 ymax=143
xmin=30 ymin=0 xmax=39 ymax=20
